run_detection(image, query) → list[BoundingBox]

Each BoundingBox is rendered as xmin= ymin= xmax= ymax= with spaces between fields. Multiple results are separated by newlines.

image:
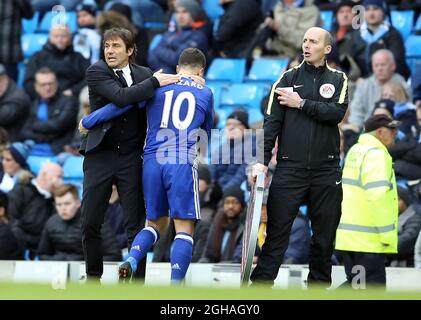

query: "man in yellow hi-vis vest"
xmin=336 ymin=114 xmax=399 ymax=288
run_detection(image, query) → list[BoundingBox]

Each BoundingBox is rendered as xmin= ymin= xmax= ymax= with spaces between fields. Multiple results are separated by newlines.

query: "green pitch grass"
xmin=0 ymin=282 xmax=420 ymax=300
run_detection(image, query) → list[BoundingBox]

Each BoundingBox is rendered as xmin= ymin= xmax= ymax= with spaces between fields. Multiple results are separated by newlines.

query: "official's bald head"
xmin=304 ymin=27 xmax=332 ymax=46
xmin=302 ymin=27 xmax=332 ymax=66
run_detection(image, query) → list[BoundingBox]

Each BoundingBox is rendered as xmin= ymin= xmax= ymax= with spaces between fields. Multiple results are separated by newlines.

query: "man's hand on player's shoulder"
xmin=153 ymin=69 xmax=181 ymax=87
xmin=188 ymin=75 xmax=206 ymax=86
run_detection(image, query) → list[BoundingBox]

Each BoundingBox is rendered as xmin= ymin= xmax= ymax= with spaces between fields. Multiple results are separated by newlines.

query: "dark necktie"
xmin=115 ymin=70 xmax=128 ymax=87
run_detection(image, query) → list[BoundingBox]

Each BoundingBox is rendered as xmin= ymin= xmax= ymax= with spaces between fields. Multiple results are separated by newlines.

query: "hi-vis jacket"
xmin=335 ymin=133 xmax=398 ymax=254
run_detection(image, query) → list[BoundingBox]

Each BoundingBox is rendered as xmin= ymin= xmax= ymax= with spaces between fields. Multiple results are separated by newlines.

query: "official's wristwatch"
xmin=298 ymin=99 xmax=306 ymax=110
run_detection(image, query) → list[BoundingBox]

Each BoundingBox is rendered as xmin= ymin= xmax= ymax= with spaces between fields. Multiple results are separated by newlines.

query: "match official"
xmin=252 ymin=27 xmax=348 ymax=287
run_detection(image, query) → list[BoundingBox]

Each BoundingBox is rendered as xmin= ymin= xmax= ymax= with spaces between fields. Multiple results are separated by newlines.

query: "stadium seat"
xmin=247 ymin=58 xmax=288 ymax=85
xmin=207 ymin=82 xmax=230 ymax=110
xmin=320 ymin=11 xmax=334 ymax=31
xmin=21 ymin=33 xmax=48 ymax=59
xmin=391 ymin=10 xmax=414 ymax=41
xmin=214 ymin=106 xmax=236 ymax=129
xmin=206 ymin=58 xmax=246 ymax=84
xmin=415 ymin=13 xmax=421 ymax=32
xmin=143 ymin=22 xmax=167 ymax=29
xmin=248 ymin=108 xmax=263 ymax=126
xmin=22 ymin=11 xmax=39 ymax=34
xmin=27 ymin=155 xmax=58 ymax=175
xmin=17 ymin=62 xmax=26 ymax=87
xmin=220 ymin=83 xmax=266 ymax=110
xmin=149 ymin=34 xmax=162 ymax=53
xmin=405 ymin=35 xmax=421 ymax=72
xmin=63 ymin=156 xmax=84 ymax=179
xmin=202 ymin=0 xmax=224 ymax=21
xmin=39 ymin=10 xmax=78 ymax=33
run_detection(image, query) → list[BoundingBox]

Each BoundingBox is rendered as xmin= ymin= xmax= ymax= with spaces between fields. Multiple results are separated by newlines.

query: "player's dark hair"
xmin=178 ymin=48 xmax=206 ymax=69
xmin=103 ymin=27 xmax=137 ymax=63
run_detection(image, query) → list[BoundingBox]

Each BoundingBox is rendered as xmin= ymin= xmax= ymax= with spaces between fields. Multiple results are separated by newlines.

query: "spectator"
xmin=21 ymin=68 xmax=79 ymax=156
xmin=0 ymin=0 xmax=34 ymax=81
xmin=8 ymin=163 xmax=63 ymax=257
xmin=388 ymin=104 xmax=421 ymax=180
xmin=336 ymin=114 xmax=399 ymax=288
xmin=104 ymin=184 xmax=126 ymax=249
xmin=38 ymin=184 xmax=121 ymax=261
xmin=331 ymin=1 xmax=361 ymax=82
xmin=199 ymin=186 xmax=245 ymax=263
xmin=0 ymin=190 xmax=23 ymax=260
xmin=0 ymin=64 xmax=31 ymax=142
xmin=23 ymin=24 xmax=90 ymax=99
xmin=0 ymin=141 xmax=33 ymax=193
xmin=262 ymin=0 xmax=321 ymax=59
xmin=213 ymin=0 xmax=263 ymax=58
xmin=347 ymin=49 xmax=411 ymax=130
xmin=387 ymin=187 xmax=421 ymax=267
xmin=106 ymin=3 xmax=150 ymax=67
xmin=148 ymin=0 xmax=209 ymax=72
xmin=73 ymin=2 xmax=102 ymax=64
xmin=197 ymin=164 xmax=222 ymax=223
xmin=378 ymin=81 xmax=417 ymax=135
xmin=348 ymin=0 xmax=410 ymax=79
xmin=210 ymin=109 xmax=256 ymax=192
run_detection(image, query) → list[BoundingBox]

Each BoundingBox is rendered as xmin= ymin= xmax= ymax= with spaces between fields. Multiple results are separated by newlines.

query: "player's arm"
xmin=82 ymin=103 xmax=133 ymax=129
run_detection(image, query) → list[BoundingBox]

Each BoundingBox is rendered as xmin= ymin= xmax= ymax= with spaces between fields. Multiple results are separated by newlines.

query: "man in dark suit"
xmin=80 ymin=27 xmax=180 ymax=280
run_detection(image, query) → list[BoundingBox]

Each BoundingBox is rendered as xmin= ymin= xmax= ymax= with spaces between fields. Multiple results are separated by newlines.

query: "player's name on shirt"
xmin=176 ymin=78 xmax=204 ymax=89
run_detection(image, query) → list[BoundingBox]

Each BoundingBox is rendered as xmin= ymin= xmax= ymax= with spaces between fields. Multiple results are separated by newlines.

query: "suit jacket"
xmin=80 ymin=59 xmax=159 ymax=155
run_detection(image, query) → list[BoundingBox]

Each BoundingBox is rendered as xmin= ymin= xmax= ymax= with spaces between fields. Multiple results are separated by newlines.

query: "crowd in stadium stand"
xmin=0 ymin=0 xmax=421 ymax=270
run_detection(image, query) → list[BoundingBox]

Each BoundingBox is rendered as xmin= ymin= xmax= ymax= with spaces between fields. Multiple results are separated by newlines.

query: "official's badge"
xmin=319 ymin=83 xmax=335 ymax=98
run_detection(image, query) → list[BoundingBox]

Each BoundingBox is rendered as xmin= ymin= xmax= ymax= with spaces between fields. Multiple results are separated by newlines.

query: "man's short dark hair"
xmin=178 ymin=48 xmax=206 ymax=69
xmin=35 ymin=67 xmax=56 ymax=77
xmin=103 ymin=27 xmax=137 ymax=63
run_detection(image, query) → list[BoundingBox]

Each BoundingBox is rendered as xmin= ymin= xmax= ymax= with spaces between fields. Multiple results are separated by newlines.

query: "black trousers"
xmin=340 ymin=251 xmax=386 ymax=288
xmin=81 ymin=149 xmax=146 ymax=277
xmin=250 ymin=167 xmax=342 ymax=286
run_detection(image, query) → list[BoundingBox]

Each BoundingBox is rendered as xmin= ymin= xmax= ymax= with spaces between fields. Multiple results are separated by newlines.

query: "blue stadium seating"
xmin=62 ymin=156 xmax=84 ymax=198
xmin=247 ymin=58 xmax=288 ymax=86
xmin=17 ymin=62 xmax=26 ymax=87
xmin=220 ymin=83 xmax=267 ymax=110
xmin=21 ymin=33 xmax=48 ymax=58
xmin=202 ymin=0 xmax=224 ymax=21
xmin=415 ymin=13 xmax=421 ymax=32
xmin=320 ymin=11 xmax=334 ymax=31
xmin=27 ymin=155 xmax=58 ymax=175
xmin=39 ymin=11 xmax=77 ymax=33
xmin=62 ymin=156 xmax=84 ymax=180
xmin=206 ymin=58 xmax=246 ymax=84
xmin=391 ymin=10 xmax=414 ymax=41
xmin=207 ymin=82 xmax=226 ymax=110
xmin=22 ymin=11 xmax=39 ymax=34
xmin=405 ymin=35 xmax=421 ymax=72
xmin=214 ymin=106 xmax=236 ymax=129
